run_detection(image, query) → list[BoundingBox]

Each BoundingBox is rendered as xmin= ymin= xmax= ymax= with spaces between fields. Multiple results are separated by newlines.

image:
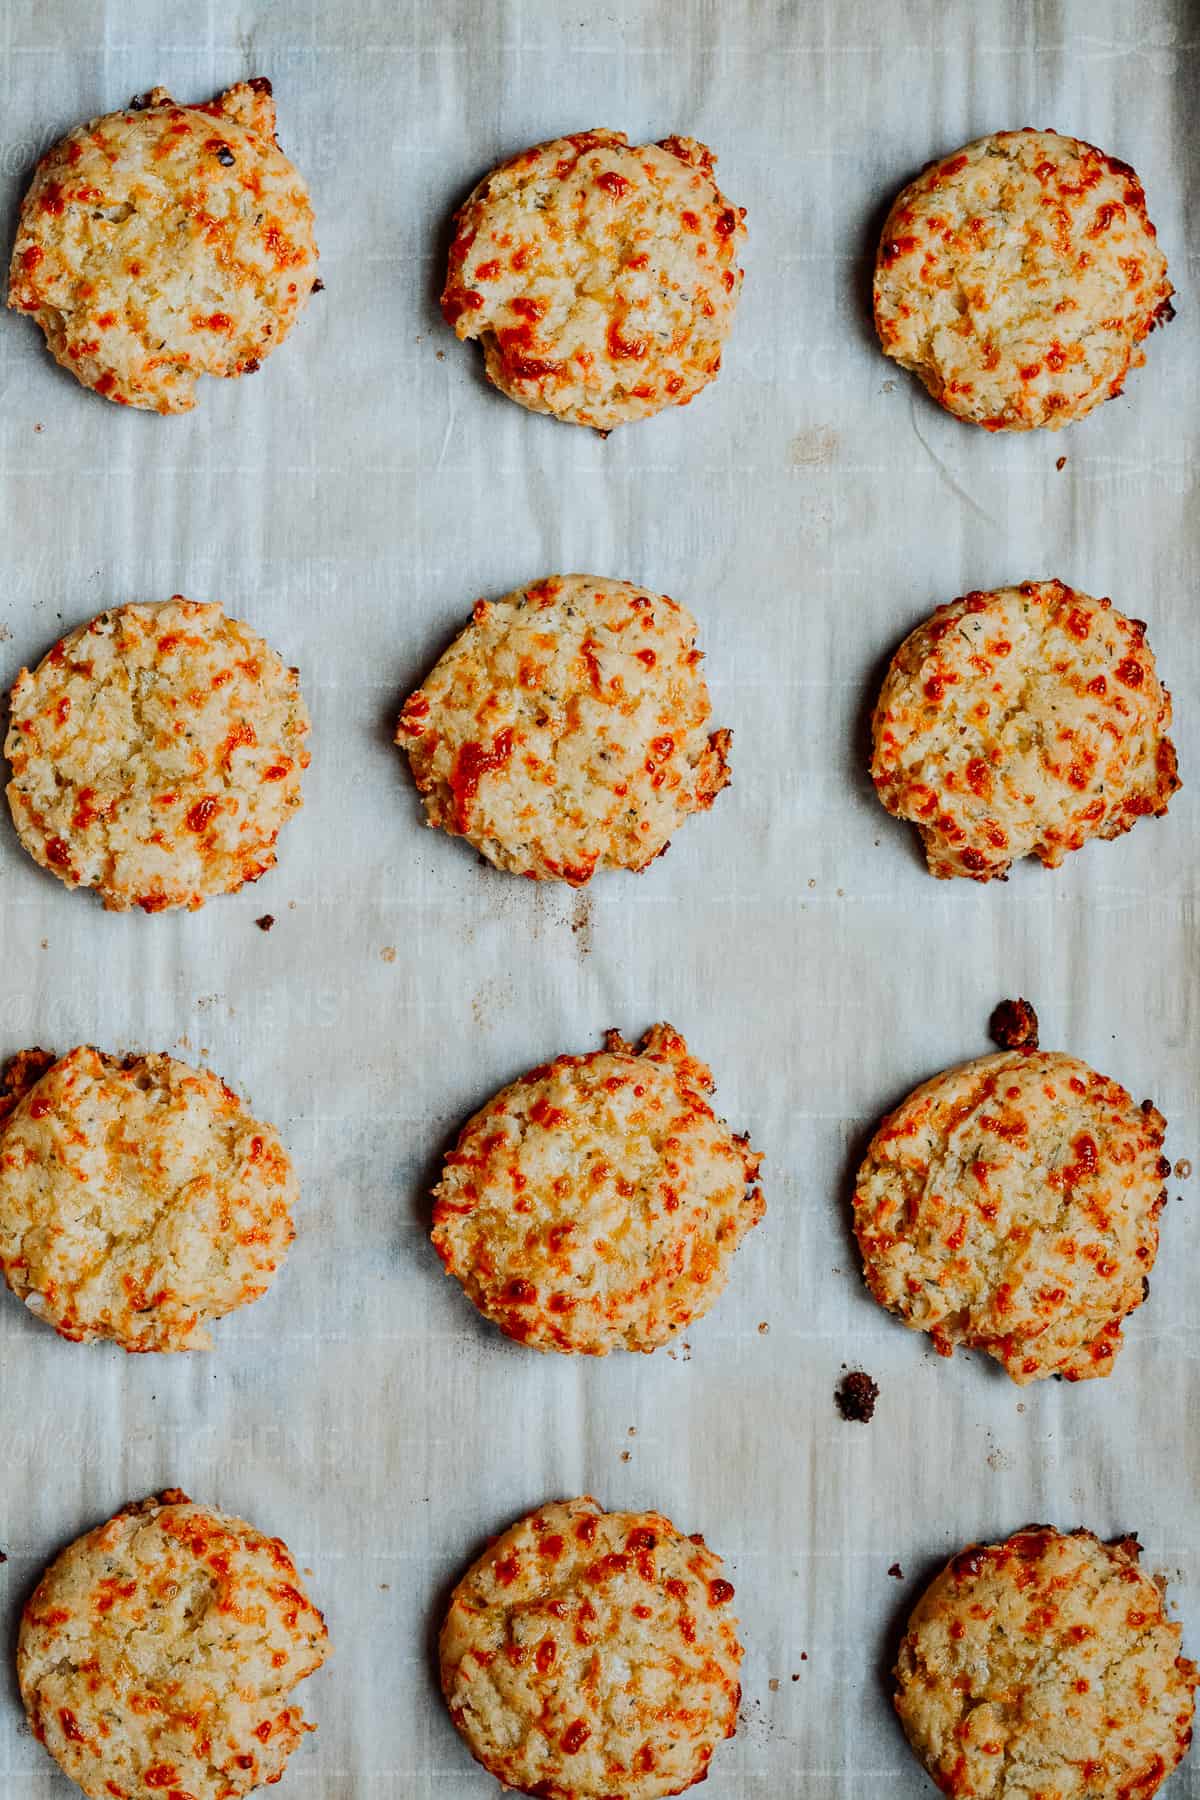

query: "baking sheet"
xmin=1 ymin=0 xmax=1198 ymax=1793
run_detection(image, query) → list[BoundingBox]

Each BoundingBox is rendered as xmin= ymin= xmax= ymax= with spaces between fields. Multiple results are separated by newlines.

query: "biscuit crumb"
xmin=1175 ymin=1159 xmax=1191 ymax=1180
xmin=768 ymin=1678 xmax=780 ymax=1692
xmin=990 ymin=996 xmax=1039 ymax=1051
xmin=620 ymin=1451 xmax=631 ymax=1462
xmin=835 ymin=1370 xmax=879 ymax=1422
xmin=1056 ymin=455 xmax=1067 ymax=470
xmin=758 ymin=1320 xmax=769 ymax=1334
xmin=380 ymin=946 xmax=396 ymax=963
xmin=255 ymin=914 xmax=275 ymax=932
xmin=571 ymin=893 xmax=593 ymax=953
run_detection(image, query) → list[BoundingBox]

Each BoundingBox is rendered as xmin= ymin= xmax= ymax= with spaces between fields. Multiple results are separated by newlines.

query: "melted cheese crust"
xmin=0 ymin=1047 xmax=297 ymax=1352
xmin=6 ymin=597 xmax=310 ymax=913
xmin=871 ymin=581 xmax=1178 ymax=881
xmin=854 ymin=1051 xmax=1168 ymax=1383
xmin=397 ymin=575 xmax=731 ymax=884
xmin=442 ymin=130 xmax=745 ymax=428
xmin=895 ymin=1529 xmax=1197 ymax=1799
xmin=8 ymin=81 xmax=318 ymax=412
xmin=433 ymin=1024 xmax=764 ymax=1354
xmin=18 ymin=1493 xmax=328 ymax=1800
xmin=441 ymin=1496 xmax=742 ymax=1800
xmin=873 ymin=129 xmax=1172 ymax=430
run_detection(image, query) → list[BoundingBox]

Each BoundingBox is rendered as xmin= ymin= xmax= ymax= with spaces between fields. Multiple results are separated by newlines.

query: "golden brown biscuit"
xmin=442 ymin=130 xmax=745 ymax=428
xmin=871 ymin=581 xmax=1178 ymax=880
xmin=440 ymin=1496 xmax=742 ymax=1799
xmin=0 ymin=1046 xmax=297 ymax=1351
xmin=5 ymin=597 xmax=310 ymax=913
xmin=397 ymin=575 xmax=730 ymax=884
xmin=432 ymin=1024 xmax=764 ymax=1353
xmin=8 ymin=81 xmax=319 ymax=411
xmin=18 ymin=1491 xmax=329 ymax=1799
xmin=874 ymin=129 xmax=1172 ymax=430
xmin=895 ymin=1528 xmax=1197 ymax=1798
xmin=853 ymin=1049 xmax=1168 ymax=1382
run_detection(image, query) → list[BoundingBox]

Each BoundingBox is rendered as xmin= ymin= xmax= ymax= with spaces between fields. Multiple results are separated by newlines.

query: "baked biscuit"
xmin=18 ymin=1491 xmax=328 ymax=1800
xmin=0 ymin=1046 xmax=297 ymax=1351
xmin=895 ymin=1527 xmax=1197 ymax=1798
xmin=871 ymin=581 xmax=1178 ymax=880
xmin=397 ymin=575 xmax=731 ymax=884
xmin=8 ymin=81 xmax=318 ymax=411
xmin=874 ymin=129 xmax=1173 ymax=430
xmin=440 ymin=1496 xmax=742 ymax=1799
xmin=6 ymin=597 xmax=310 ymax=912
xmin=432 ymin=1024 xmax=763 ymax=1353
xmin=441 ymin=130 xmax=745 ymax=429
xmin=853 ymin=1049 xmax=1168 ymax=1382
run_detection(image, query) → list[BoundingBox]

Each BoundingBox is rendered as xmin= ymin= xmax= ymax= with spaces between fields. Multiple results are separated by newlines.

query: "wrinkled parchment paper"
xmin=1 ymin=1 xmax=1198 ymax=1793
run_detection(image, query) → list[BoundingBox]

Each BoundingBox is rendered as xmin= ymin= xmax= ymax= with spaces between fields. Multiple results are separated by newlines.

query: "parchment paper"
xmin=1 ymin=1 xmax=1198 ymax=1794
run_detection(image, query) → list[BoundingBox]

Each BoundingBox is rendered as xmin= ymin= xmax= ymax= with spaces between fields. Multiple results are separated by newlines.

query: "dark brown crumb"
xmin=311 ymin=278 xmax=325 ymax=293
xmin=0 ymin=1549 xmax=7 ymax=1564
xmin=835 ymin=1370 xmax=879 ymax=1423
xmin=0 ymin=1047 xmax=57 ymax=1125
xmin=989 ymin=996 xmax=1039 ymax=1051
xmin=1056 ymin=455 xmax=1067 ymax=471
xmin=888 ymin=1562 xmax=903 ymax=1579
xmin=255 ymin=914 xmax=275 ymax=932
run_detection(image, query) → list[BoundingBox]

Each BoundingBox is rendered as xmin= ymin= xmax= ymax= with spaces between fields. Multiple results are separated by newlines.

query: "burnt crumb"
xmin=247 ymin=76 xmax=274 ymax=96
xmin=0 ymin=1047 xmax=57 ymax=1124
xmin=255 ymin=914 xmax=275 ymax=932
xmin=1056 ymin=455 xmax=1067 ymax=471
xmin=128 ymin=91 xmax=158 ymax=111
xmin=213 ymin=143 xmax=235 ymax=166
xmin=990 ymin=996 xmax=1039 ymax=1051
xmin=888 ymin=1562 xmax=903 ymax=1579
xmin=0 ymin=1549 xmax=7 ymax=1563
xmin=835 ymin=1370 xmax=879 ymax=1423
xmin=311 ymin=278 xmax=325 ymax=293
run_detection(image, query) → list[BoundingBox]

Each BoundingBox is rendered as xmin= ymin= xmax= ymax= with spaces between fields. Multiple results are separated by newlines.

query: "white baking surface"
xmin=0 ymin=0 xmax=1197 ymax=1794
